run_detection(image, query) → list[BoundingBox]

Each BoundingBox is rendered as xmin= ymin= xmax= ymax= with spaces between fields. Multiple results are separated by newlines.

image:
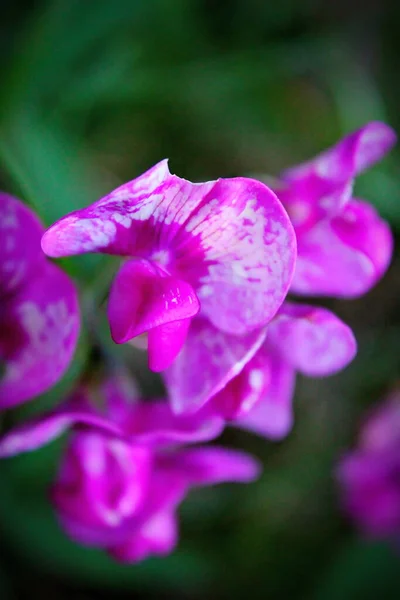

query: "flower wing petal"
xmin=164 ymin=317 xmax=267 ymax=414
xmin=269 ymin=302 xmax=357 ymax=376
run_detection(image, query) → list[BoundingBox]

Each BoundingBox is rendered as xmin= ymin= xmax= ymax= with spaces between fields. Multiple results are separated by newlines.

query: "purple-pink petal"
xmin=108 ymin=511 xmax=179 ymax=563
xmin=0 ymin=261 xmax=80 ymax=408
xmin=170 ymin=446 xmax=262 ymax=485
xmin=0 ymin=403 xmax=123 ymax=458
xmin=107 ymin=258 xmax=199 ymax=343
xmin=236 ymin=351 xmax=296 ymax=440
xmin=0 ymin=193 xmax=45 ymax=295
xmin=124 ymin=401 xmax=224 ymax=445
xmin=41 ymin=163 xmax=297 ymax=335
xmin=283 ymin=122 xmax=396 ymax=188
xmin=268 ymin=302 xmax=357 ymax=376
xmin=289 ymin=199 xmax=393 ymax=298
xmin=164 ymin=317 xmax=267 ymax=414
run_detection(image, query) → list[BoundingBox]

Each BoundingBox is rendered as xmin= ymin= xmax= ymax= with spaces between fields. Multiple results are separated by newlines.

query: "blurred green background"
xmin=0 ymin=1 xmax=399 ymax=598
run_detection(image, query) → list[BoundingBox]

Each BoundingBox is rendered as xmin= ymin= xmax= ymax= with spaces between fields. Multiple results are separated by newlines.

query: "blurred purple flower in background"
xmin=274 ymin=122 xmax=396 ymax=297
xmin=41 ymin=161 xmax=296 ymax=372
xmin=337 ymin=392 xmax=400 ymax=540
xmin=0 ymin=376 xmax=260 ymax=562
xmin=0 ymin=193 xmax=80 ymax=408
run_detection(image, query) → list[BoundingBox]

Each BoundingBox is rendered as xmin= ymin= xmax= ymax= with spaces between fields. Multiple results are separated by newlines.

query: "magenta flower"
xmin=337 ymin=393 xmax=400 ymax=540
xmin=275 ymin=122 xmax=396 ymax=297
xmin=0 ymin=377 xmax=260 ymax=562
xmin=0 ymin=193 xmax=80 ymax=408
xmin=166 ymin=303 xmax=356 ymax=439
xmin=41 ymin=161 xmax=296 ymax=371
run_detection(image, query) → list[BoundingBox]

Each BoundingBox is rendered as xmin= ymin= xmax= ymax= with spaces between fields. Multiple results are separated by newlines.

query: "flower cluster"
xmin=337 ymin=392 xmax=400 ymax=541
xmin=0 ymin=121 xmax=395 ymax=561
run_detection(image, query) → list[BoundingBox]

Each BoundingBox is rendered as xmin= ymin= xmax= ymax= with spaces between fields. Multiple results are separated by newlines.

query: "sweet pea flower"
xmin=166 ymin=302 xmax=356 ymax=439
xmin=41 ymin=161 xmax=296 ymax=372
xmin=273 ymin=122 xmax=396 ymax=297
xmin=0 ymin=193 xmax=80 ymax=408
xmin=337 ymin=392 xmax=400 ymax=540
xmin=0 ymin=377 xmax=260 ymax=562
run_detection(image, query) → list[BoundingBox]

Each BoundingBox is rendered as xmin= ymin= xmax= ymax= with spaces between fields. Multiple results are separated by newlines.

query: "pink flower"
xmin=337 ymin=393 xmax=400 ymax=539
xmin=166 ymin=303 xmax=356 ymax=439
xmin=0 ymin=377 xmax=260 ymax=562
xmin=0 ymin=193 xmax=80 ymax=408
xmin=275 ymin=122 xmax=396 ymax=297
xmin=41 ymin=161 xmax=296 ymax=371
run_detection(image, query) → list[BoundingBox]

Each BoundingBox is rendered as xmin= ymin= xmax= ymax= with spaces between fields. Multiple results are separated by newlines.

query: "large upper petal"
xmin=163 ymin=317 xmax=267 ymax=415
xmin=0 ymin=193 xmax=46 ymax=296
xmin=268 ymin=302 xmax=357 ymax=376
xmin=42 ymin=162 xmax=296 ymax=334
xmin=290 ymin=198 xmax=393 ymax=298
xmin=0 ymin=261 xmax=80 ymax=408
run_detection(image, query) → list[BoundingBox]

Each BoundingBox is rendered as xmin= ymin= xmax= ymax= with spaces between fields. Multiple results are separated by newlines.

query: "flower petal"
xmin=107 ymin=258 xmax=199 ymax=343
xmin=279 ymin=122 xmax=396 ymax=227
xmin=41 ymin=160 xmax=172 ymax=257
xmin=283 ymin=122 xmax=396 ymax=186
xmin=124 ymin=400 xmax=224 ymax=445
xmin=171 ymin=446 xmax=262 ymax=485
xmin=0 ymin=262 xmax=80 ymax=408
xmin=181 ymin=177 xmax=296 ymax=333
xmin=290 ymin=199 xmax=393 ymax=298
xmin=0 ymin=403 xmax=122 ymax=458
xmin=209 ymin=348 xmax=273 ymax=420
xmin=269 ymin=302 xmax=357 ymax=376
xmin=108 ymin=511 xmax=179 ymax=563
xmin=147 ymin=318 xmax=191 ymax=372
xmin=236 ymin=351 xmax=295 ymax=440
xmin=42 ymin=164 xmax=296 ymax=334
xmin=0 ymin=193 xmax=45 ymax=295
xmin=164 ymin=317 xmax=267 ymax=414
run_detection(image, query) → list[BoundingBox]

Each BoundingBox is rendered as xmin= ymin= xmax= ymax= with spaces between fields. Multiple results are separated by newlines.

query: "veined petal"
xmin=0 ymin=262 xmax=80 ymax=408
xmin=164 ymin=317 xmax=267 ymax=414
xmin=179 ymin=177 xmax=296 ymax=333
xmin=42 ymin=164 xmax=296 ymax=335
xmin=237 ymin=352 xmax=296 ymax=440
xmin=0 ymin=193 xmax=45 ymax=296
xmin=291 ymin=199 xmax=393 ymax=298
xmin=269 ymin=302 xmax=357 ymax=376
xmin=107 ymin=258 xmax=199 ymax=343
xmin=41 ymin=160 xmax=173 ymax=258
